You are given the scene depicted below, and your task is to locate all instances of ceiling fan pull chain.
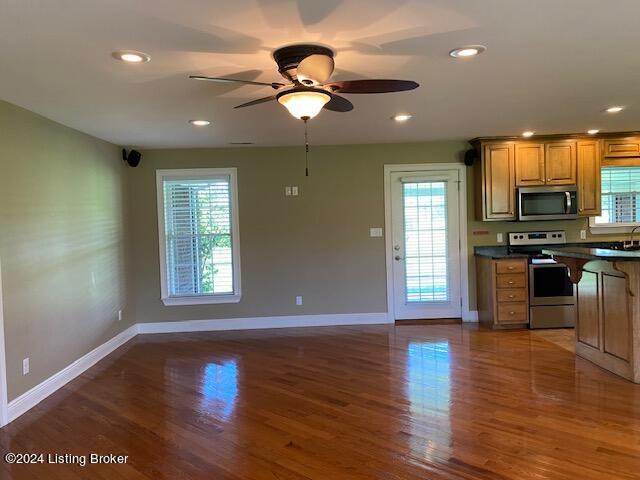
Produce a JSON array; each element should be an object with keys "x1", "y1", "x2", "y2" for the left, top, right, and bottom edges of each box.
[{"x1": 303, "y1": 117, "x2": 310, "y2": 177}]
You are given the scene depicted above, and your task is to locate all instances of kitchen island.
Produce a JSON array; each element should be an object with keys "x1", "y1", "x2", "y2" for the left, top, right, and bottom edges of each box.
[{"x1": 543, "y1": 247, "x2": 640, "y2": 383}]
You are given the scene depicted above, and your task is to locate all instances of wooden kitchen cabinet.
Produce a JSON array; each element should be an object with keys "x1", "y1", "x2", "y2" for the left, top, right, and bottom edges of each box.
[
  {"x1": 603, "y1": 137, "x2": 640, "y2": 158},
  {"x1": 545, "y1": 141, "x2": 577, "y2": 185},
  {"x1": 515, "y1": 141, "x2": 577, "y2": 187},
  {"x1": 474, "y1": 134, "x2": 604, "y2": 221},
  {"x1": 577, "y1": 140, "x2": 601, "y2": 216},
  {"x1": 515, "y1": 143, "x2": 545, "y2": 186},
  {"x1": 476, "y1": 256, "x2": 529, "y2": 329},
  {"x1": 476, "y1": 143, "x2": 516, "y2": 221}
]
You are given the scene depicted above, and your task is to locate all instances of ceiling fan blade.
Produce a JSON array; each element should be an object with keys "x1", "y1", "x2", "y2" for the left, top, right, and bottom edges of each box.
[
  {"x1": 297, "y1": 54, "x2": 335, "y2": 85},
  {"x1": 324, "y1": 94, "x2": 354, "y2": 112},
  {"x1": 325, "y1": 79, "x2": 419, "y2": 94},
  {"x1": 189, "y1": 75, "x2": 285, "y2": 89},
  {"x1": 234, "y1": 96, "x2": 276, "y2": 109}
]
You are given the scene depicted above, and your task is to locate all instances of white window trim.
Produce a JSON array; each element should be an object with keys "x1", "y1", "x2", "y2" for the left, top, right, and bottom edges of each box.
[
  {"x1": 156, "y1": 168, "x2": 241, "y2": 306},
  {"x1": 589, "y1": 216, "x2": 640, "y2": 235}
]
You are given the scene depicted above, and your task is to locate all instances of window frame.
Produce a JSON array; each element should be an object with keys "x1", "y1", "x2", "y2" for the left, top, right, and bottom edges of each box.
[
  {"x1": 156, "y1": 168, "x2": 241, "y2": 306},
  {"x1": 590, "y1": 165, "x2": 640, "y2": 234}
]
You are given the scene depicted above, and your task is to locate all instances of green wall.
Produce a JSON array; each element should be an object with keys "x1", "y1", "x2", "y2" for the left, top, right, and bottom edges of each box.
[
  {"x1": 0, "y1": 100, "x2": 134, "y2": 400},
  {"x1": 131, "y1": 143, "x2": 626, "y2": 324}
]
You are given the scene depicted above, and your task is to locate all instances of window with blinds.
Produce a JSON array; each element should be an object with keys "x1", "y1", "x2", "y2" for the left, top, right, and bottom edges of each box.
[
  {"x1": 156, "y1": 169, "x2": 241, "y2": 305},
  {"x1": 594, "y1": 166, "x2": 640, "y2": 225}
]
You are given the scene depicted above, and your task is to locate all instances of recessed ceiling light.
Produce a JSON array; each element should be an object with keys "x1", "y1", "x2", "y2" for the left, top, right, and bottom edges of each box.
[
  {"x1": 189, "y1": 120, "x2": 211, "y2": 126},
  {"x1": 522, "y1": 131, "x2": 535, "y2": 137},
  {"x1": 112, "y1": 50, "x2": 151, "y2": 63},
  {"x1": 587, "y1": 129, "x2": 600, "y2": 135},
  {"x1": 393, "y1": 114, "x2": 412, "y2": 122},
  {"x1": 606, "y1": 106, "x2": 624, "y2": 113},
  {"x1": 449, "y1": 45, "x2": 486, "y2": 58}
]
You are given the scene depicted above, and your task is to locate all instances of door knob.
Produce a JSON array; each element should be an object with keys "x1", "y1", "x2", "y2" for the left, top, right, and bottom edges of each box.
[
  {"x1": 394, "y1": 245, "x2": 401, "y2": 251},
  {"x1": 395, "y1": 255, "x2": 403, "y2": 261}
]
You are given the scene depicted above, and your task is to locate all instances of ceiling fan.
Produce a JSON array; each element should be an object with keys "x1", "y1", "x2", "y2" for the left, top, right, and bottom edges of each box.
[{"x1": 189, "y1": 44, "x2": 419, "y2": 121}]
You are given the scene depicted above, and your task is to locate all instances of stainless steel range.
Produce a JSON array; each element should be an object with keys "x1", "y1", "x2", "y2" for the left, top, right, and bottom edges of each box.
[{"x1": 508, "y1": 231, "x2": 576, "y2": 329}]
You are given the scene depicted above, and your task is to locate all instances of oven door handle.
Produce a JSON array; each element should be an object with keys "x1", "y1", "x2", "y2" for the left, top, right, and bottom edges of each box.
[{"x1": 565, "y1": 191, "x2": 572, "y2": 214}]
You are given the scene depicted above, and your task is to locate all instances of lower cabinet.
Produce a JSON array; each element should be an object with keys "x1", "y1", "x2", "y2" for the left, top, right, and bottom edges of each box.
[
  {"x1": 576, "y1": 261, "x2": 635, "y2": 380},
  {"x1": 476, "y1": 256, "x2": 529, "y2": 329}
]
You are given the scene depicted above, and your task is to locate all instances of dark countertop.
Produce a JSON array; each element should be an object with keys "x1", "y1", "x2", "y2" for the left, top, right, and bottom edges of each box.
[
  {"x1": 474, "y1": 242, "x2": 625, "y2": 259},
  {"x1": 473, "y1": 246, "x2": 529, "y2": 258},
  {"x1": 542, "y1": 246, "x2": 640, "y2": 261}
]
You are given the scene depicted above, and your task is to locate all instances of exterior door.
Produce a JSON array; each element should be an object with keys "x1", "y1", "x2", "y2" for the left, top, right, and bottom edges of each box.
[{"x1": 390, "y1": 170, "x2": 462, "y2": 319}]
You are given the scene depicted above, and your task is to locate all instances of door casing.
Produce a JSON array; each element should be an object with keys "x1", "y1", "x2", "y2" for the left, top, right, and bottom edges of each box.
[{"x1": 383, "y1": 163, "x2": 471, "y2": 322}]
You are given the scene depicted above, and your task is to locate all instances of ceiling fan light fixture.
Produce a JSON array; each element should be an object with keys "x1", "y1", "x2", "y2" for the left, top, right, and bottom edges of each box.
[{"x1": 277, "y1": 89, "x2": 331, "y2": 120}]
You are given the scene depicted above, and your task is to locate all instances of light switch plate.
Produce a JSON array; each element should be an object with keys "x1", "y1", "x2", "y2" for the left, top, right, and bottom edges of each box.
[
  {"x1": 292, "y1": 186, "x2": 299, "y2": 196},
  {"x1": 285, "y1": 186, "x2": 292, "y2": 196},
  {"x1": 497, "y1": 233, "x2": 504, "y2": 243},
  {"x1": 295, "y1": 295, "x2": 303, "y2": 306},
  {"x1": 370, "y1": 227, "x2": 383, "y2": 237},
  {"x1": 580, "y1": 229, "x2": 587, "y2": 240},
  {"x1": 23, "y1": 358, "x2": 29, "y2": 375}
]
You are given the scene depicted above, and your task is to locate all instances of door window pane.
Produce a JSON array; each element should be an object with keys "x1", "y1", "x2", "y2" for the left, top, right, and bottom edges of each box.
[{"x1": 403, "y1": 181, "x2": 449, "y2": 302}]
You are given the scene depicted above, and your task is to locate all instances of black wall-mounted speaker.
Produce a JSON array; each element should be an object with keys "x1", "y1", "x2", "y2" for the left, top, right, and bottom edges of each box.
[
  {"x1": 464, "y1": 149, "x2": 477, "y2": 166},
  {"x1": 122, "y1": 149, "x2": 142, "y2": 167}
]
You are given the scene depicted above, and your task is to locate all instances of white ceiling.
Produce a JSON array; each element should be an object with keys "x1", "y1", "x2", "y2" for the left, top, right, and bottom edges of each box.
[{"x1": 2, "y1": 0, "x2": 640, "y2": 148}]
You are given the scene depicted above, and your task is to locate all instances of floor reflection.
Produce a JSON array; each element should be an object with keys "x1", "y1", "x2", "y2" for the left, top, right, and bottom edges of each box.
[
  {"x1": 200, "y1": 360, "x2": 238, "y2": 421},
  {"x1": 405, "y1": 340, "x2": 452, "y2": 462}
]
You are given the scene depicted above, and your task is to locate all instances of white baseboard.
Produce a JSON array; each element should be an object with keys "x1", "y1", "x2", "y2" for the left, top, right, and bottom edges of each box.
[
  {"x1": 137, "y1": 312, "x2": 391, "y2": 334},
  {"x1": 462, "y1": 310, "x2": 479, "y2": 322},
  {"x1": 7, "y1": 324, "x2": 138, "y2": 423}
]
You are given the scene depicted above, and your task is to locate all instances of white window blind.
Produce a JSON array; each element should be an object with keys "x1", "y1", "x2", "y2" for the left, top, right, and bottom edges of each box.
[
  {"x1": 595, "y1": 167, "x2": 640, "y2": 225},
  {"x1": 157, "y1": 169, "x2": 241, "y2": 305},
  {"x1": 403, "y1": 181, "x2": 448, "y2": 303}
]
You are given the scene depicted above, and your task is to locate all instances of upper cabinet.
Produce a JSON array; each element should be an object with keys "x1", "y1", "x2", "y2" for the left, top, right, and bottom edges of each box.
[
  {"x1": 603, "y1": 138, "x2": 640, "y2": 158},
  {"x1": 576, "y1": 140, "x2": 601, "y2": 216},
  {"x1": 474, "y1": 134, "x2": 608, "y2": 222},
  {"x1": 477, "y1": 143, "x2": 516, "y2": 220},
  {"x1": 515, "y1": 143, "x2": 545, "y2": 186},
  {"x1": 515, "y1": 141, "x2": 576, "y2": 186},
  {"x1": 545, "y1": 141, "x2": 577, "y2": 185}
]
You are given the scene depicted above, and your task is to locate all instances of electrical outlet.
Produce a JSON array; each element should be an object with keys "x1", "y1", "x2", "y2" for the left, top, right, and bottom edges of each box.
[
  {"x1": 497, "y1": 233, "x2": 504, "y2": 243},
  {"x1": 118, "y1": 309, "x2": 123, "y2": 321},
  {"x1": 23, "y1": 358, "x2": 29, "y2": 376},
  {"x1": 369, "y1": 227, "x2": 383, "y2": 237},
  {"x1": 295, "y1": 295, "x2": 303, "y2": 306},
  {"x1": 580, "y1": 229, "x2": 587, "y2": 240},
  {"x1": 285, "y1": 186, "x2": 292, "y2": 196},
  {"x1": 291, "y1": 186, "x2": 299, "y2": 196}
]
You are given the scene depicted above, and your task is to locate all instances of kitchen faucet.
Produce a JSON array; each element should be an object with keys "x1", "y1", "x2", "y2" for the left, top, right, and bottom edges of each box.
[{"x1": 624, "y1": 225, "x2": 640, "y2": 249}]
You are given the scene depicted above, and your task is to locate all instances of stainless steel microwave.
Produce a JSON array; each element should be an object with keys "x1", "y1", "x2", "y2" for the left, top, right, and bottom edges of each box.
[{"x1": 517, "y1": 186, "x2": 578, "y2": 221}]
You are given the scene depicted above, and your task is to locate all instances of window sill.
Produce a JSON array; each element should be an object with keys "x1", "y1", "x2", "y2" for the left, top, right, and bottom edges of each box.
[
  {"x1": 161, "y1": 294, "x2": 241, "y2": 306},
  {"x1": 589, "y1": 224, "x2": 640, "y2": 235}
]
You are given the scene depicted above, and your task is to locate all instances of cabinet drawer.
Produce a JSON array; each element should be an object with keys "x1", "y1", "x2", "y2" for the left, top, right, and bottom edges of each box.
[
  {"x1": 497, "y1": 303, "x2": 528, "y2": 323},
  {"x1": 604, "y1": 139, "x2": 640, "y2": 158},
  {"x1": 496, "y1": 274, "x2": 526, "y2": 289},
  {"x1": 497, "y1": 288, "x2": 528, "y2": 303},
  {"x1": 496, "y1": 260, "x2": 526, "y2": 274}
]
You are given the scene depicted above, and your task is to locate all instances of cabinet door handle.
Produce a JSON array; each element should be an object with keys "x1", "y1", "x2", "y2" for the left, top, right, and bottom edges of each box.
[
  {"x1": 508, "y1": 281, "x2": 514, "y2": 285},
  {"x1": 508, "y1": 295, "x2": 515, "y2": 299},
  {"x1": 507, "y1": 266, "x2": 514, "y2": 270},
  {"x1": 509, "y1": 311, "x2": 515, "y2": 315}
]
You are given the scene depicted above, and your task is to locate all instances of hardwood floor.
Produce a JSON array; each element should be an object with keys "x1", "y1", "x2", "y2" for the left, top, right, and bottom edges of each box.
[{"x1": 1, "y1": 324, "x2": 639, "y2": 479}]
